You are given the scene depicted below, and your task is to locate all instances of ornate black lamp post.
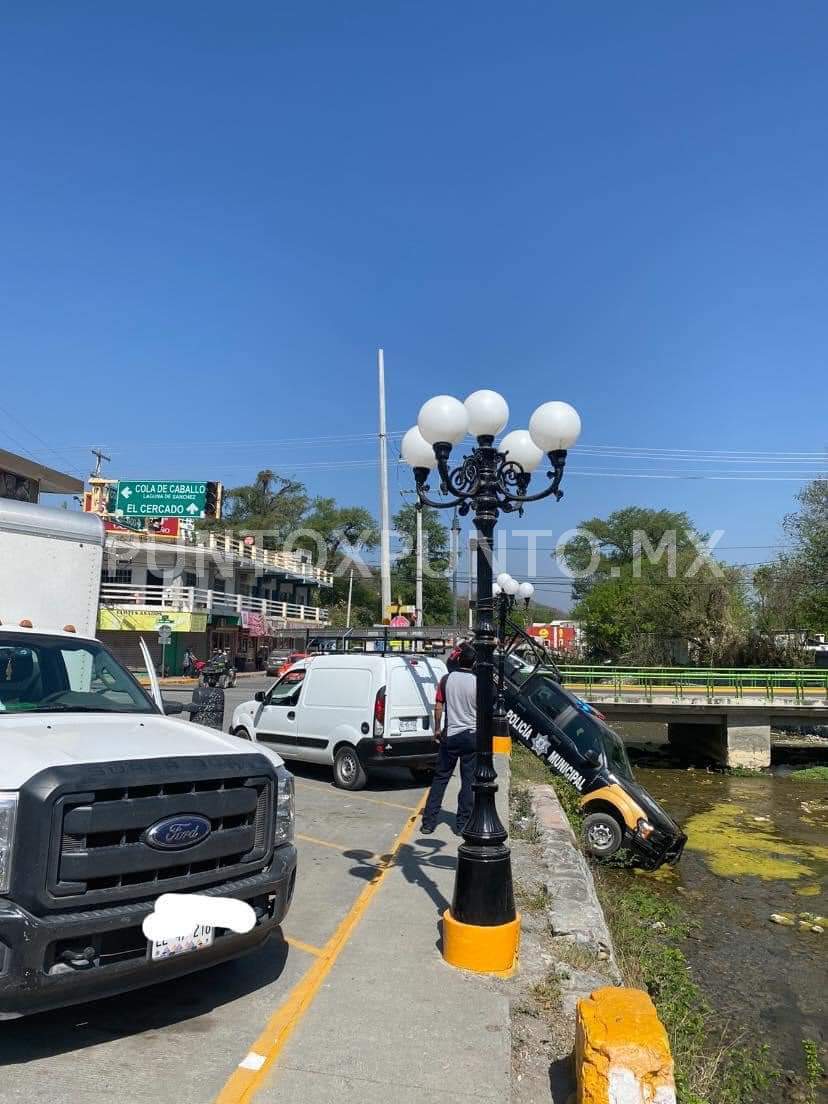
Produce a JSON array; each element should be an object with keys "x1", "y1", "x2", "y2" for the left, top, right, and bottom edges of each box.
[{"x1": 401, "y1": 391, "x2": 581, "y2": 969}]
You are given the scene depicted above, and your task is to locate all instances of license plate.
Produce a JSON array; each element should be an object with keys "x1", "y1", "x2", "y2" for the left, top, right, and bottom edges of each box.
[
  {"x1": 399, "y1": 718, "x2": 417, "y2": 732},
  {"x1": 149, "y1": 923, "x2": 214, "y2": 961}
]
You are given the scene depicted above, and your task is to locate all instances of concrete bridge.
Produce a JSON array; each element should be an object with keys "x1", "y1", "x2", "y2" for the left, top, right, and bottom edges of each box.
[{"x1": 558, "y1": 666, "x2": 828, "y2": 768}]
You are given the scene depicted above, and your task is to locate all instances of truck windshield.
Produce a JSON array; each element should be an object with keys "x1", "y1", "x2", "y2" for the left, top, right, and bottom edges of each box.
[
  {"x1": 0, "y1": 635, "x2": 155, "y2": 716},
  {"x1": 596, "y1": 720, "x2": 635, "y2": 782}
]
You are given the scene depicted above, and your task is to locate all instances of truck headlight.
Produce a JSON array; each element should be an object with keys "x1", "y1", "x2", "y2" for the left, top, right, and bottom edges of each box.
[
  {"x1": 0, "y1": 793, "x2": 18, "y2": 895},
  {"x1": 274, "y1": 770, "x2": 295, "y2": 845},
  {"x1": 636, "y1": 818, "x2": 655, "y2": 840}
]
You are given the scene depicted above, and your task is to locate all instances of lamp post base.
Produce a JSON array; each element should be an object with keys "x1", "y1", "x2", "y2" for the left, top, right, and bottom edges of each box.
[{"x1": 441, "y1": 909, "x2": 521, "y2": 975}]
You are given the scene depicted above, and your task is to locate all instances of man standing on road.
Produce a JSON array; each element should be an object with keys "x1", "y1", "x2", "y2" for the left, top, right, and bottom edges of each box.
[{"x1": 421, "y1": 644, "x2": 477, "y2": 835}]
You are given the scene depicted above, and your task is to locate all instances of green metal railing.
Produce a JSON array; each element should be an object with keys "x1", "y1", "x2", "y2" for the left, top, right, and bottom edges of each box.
[{"x1": 556, "y1": 665, "x2": 828, "y2": 705}]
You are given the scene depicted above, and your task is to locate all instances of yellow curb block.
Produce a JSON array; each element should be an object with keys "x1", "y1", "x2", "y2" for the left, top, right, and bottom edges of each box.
[
  {"x1": 492, "y1": 734, "x2": 512, "y2": 755},
  {"x1": 441, "y1": 909, "x2": 521, "y2": 975},
  {"x1": 576, "y1": 986, "x2": 676, "y2": 1104}
]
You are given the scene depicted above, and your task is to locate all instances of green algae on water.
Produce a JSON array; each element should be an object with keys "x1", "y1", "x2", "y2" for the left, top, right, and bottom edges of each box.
[{"x1": 685, "y1": 802, "x2": 828, "y2": 879}]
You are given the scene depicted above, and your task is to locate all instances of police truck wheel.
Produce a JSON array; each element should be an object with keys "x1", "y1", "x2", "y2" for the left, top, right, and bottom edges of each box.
[
  {"x1": 582, "y1": 812, "x2": 623, "y2": 859},
  {"x1": 333, "y1": 746, "x2": 367, "y2": 790}
]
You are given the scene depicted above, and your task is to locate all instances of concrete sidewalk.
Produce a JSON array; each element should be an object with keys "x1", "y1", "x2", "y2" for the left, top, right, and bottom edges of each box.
[{"x1": 242, "y1": 760, "x2": 514, "y2": 1104}]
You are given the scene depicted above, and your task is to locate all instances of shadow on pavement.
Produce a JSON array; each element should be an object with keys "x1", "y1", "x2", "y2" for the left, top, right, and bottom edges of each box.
[
  {"x1": 0, "y1": 931, "x2": 290, "y2": 1065},
  {"x1": 343, "y1": 837, "x2": 456, "y2": 915}
]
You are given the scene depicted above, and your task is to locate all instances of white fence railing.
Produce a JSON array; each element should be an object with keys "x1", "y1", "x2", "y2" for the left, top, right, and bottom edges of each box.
[
  {"x1": 100, "y1": 583, "x2": 328, "y2": 624},
  {"x1": 104, "y1": 531, "x2": 334, "y2": 587}
]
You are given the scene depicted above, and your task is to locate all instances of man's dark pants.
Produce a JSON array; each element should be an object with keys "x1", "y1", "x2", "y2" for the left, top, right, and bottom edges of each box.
[{"x1": 422, "y1": 728, "x2": 476, "y2": 830}]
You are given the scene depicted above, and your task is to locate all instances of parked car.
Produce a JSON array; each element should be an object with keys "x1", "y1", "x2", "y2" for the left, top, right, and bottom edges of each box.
[
  {"x1": 277, "y1": 651, "x2": 309, "y2": 676},
  {"x1": 264, "y1": 650, "x2": 288, "y2": 677},
  {"x1": 231, "y1": 653, "x2": 447, "y2": 789}
]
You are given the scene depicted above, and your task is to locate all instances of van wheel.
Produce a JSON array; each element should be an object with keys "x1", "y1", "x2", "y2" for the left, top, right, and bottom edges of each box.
[
  {"x1": 233, "y1": 727, "x2": 252, "y2": 741},
  {"x1": 333, "y1": 746, "x2": 367, "y2": 790},
  {"x1": 582, "y1": 812, "x2": 623, "y2": 859}
]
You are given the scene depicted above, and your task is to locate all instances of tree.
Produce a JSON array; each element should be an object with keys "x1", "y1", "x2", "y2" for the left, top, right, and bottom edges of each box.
[
  {"x1": 754, "y1": 478, "x2": 827, "y2": 634},
  {"x1": 202, "y1": 470, "x2": 309, "y2": 550},
  {"x1": 302, "y1": 497, "x2": 378, "y2": 561},
  {"x1": 325, "y1": 569, "x2": 381, "y2": 628},
  {"x1": 561, "y1": 506, "x2": 749, "y2": 664},
  {"x1": 390, "y1": 503, "x2": 453, "y2": 623},
  {"x1": 562, "y1": 507, "x2": 698, "y2": 601}
]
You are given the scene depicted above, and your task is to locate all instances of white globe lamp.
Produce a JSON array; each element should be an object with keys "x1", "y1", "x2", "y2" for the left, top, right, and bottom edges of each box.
[
  {"x1": 417, "y1": 395, "x2": 469, "y2": 446},
  {"x1": 528, "y1": 401, "x2": 582, "y2": 452},
  {"x1": 501, "y1": 575, "x2": 519, "y2": 596},
  {"x1": 517, "y1": 581, "x2": 535, "y2": 601},
  {"x1": 499, "y1": 429, "x2": 543, "y2": 473},
  {"x1": 464, "y1": 390, "x2": 509, "y2": 438},
  {"x1": 492, "y1": 583, "x2": 502, "y2": 596},
  {"x1": 400, "y1": 426, "x2": 437, "y2": 470}
]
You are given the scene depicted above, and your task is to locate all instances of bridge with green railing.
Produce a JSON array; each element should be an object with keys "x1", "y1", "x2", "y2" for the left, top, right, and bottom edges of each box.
[
  {"x1": 557, "y1": 665, "x2": 828, "y2": 705},
  {"x1": 551, "y1": 665, "x2": 827, "y2": 769}
]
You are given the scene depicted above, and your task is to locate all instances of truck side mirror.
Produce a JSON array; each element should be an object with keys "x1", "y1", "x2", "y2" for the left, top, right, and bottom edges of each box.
[
  {"x1": 254, "y1": 691, "x2": 266, "y2": 703},
  {"x1": 584, "y1": 749, "x2": 601, "y2": 768}
]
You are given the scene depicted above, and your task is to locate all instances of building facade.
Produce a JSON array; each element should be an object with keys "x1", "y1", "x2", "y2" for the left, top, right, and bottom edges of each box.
[{"x1": 98, "y1": 529, "x2": 333, "y2": 674}]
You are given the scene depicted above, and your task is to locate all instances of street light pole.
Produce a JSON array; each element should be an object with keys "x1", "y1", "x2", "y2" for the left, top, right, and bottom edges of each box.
[
  {"x1": 401, "y1": 391, "x2": 581, "y2": 974},
  {"x1": 450, "y1": 508, "x2": 460, "y2": 631},
  {"x1": 415, "y1": 503, "x2": 423, "y2": 628},
  {"x1": 492, "y1": 575, "x2": 534, "y2": 747}
]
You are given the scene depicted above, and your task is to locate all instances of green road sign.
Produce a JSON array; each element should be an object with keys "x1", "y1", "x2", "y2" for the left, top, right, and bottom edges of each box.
[{"x1": 114, "y1": 481, "x2": 207, "y2": 519}]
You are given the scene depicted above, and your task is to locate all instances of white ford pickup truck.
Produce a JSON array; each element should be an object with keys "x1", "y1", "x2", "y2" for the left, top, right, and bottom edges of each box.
[{"x1": 0, "y1": 499, "x2": 296, "y2": 1018}]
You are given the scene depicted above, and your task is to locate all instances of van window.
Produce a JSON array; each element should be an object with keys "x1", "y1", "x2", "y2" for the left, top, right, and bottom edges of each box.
[{"x1": 304, "y1": 667, "x2": 372, "y2": 709}]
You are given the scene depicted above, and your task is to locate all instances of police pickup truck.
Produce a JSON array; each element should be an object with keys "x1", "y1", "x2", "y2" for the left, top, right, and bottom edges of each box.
[{"x1": 502, "y1": 636, "x2": 685, "y2": 869}]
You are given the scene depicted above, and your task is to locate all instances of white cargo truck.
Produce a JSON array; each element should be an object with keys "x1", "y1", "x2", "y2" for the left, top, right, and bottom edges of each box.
[{"x1": 0, "y1": 500, "x2": 296, "y2": 1018}]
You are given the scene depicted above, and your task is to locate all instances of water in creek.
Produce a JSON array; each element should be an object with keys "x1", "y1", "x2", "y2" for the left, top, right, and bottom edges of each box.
[{"x1": 611, "y1": 723, "x2": 828, "y2": 1074}]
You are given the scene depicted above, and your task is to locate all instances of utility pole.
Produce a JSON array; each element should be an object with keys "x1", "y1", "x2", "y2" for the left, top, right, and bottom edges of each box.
[
  {"x1": 415, "y1": 503, "x2": 423, "y2": 627},
  {"x1": 346, "y1": 567, "x2": 354, "y2": 629},
  {"x1": 91, "y1": 447, "x2": 111, "y2": 478},
  {"x1": 451, "y1": 508, "x2": 461, "y2": 630},
  {"x1": 377, "y1": 348, "x2": 392, "y2": 622}
]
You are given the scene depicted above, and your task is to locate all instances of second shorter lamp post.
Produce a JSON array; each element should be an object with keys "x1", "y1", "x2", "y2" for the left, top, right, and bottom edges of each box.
[
  {"x1": 401, "y1": 389, "x2": 580, "y2": 974},
  {"x1": 491, "y1": 574, "x2": 534, "y2": 748}
]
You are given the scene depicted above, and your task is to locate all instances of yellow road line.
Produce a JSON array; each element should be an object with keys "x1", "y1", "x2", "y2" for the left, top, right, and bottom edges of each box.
[
  {"x1": 293, "y1": 779, "x2": 418, "y2": 812},
  {"x1": 284, "y1": 936, "x2": 324, "y2": 958},
  {"x1": 214, "y1": 791, "x2": 428, "y2": 1104},
  {"x1": 296, "y1": 832, "x2": 356, "y2": 853}
]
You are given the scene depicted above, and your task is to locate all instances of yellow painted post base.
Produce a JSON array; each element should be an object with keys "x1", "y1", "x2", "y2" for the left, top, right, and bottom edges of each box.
[
  {"x1": 441, "y1": 909, "x2": 521, "y2": 975},
  {"x1": 576, "y1": 987, "x2": 676, "y2": 1104},
  {"x1": 492, "y1": 734, "x2": 512, "y2": 755}
]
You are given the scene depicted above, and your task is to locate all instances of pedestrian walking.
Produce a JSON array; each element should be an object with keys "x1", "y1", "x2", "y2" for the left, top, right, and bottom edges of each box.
[
  {"x1": 421, "y1": 643, "x2": 477, "y2": 835},
  {"x1": 182, "y1": 647, "x2": 195, "y2": 678}
]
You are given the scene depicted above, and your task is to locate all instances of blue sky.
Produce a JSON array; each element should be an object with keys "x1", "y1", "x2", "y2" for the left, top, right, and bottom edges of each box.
[{"x1": 1, "y1": 2, "x2": 826, "y2": 607}]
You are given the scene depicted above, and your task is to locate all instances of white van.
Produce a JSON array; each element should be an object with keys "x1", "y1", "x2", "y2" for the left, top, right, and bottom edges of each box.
[{"x1": 230, "y1": 653, "x2": 447, "y2": 789}]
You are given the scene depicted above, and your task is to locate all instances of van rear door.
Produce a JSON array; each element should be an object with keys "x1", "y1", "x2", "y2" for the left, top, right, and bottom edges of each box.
[
  {"x1": 299, "y1": 663, "x2": 374, "y2": 761},
  {"x1": 386, "y1": 657, "x2": 445, "y2": 739}
]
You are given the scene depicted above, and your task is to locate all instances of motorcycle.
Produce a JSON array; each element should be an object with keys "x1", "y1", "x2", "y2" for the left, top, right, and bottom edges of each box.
[{"x1": 199, "y1": 653, "x2": 237, "y2": 689}]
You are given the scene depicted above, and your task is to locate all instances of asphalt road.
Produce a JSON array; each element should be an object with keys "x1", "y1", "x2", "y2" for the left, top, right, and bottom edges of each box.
[
  {"x1": 0, "y1": 695, "x2": 429, "y2": 1104},
  {"x1": 163, "y1": 674, "x2": 273, "y2": 732}
]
